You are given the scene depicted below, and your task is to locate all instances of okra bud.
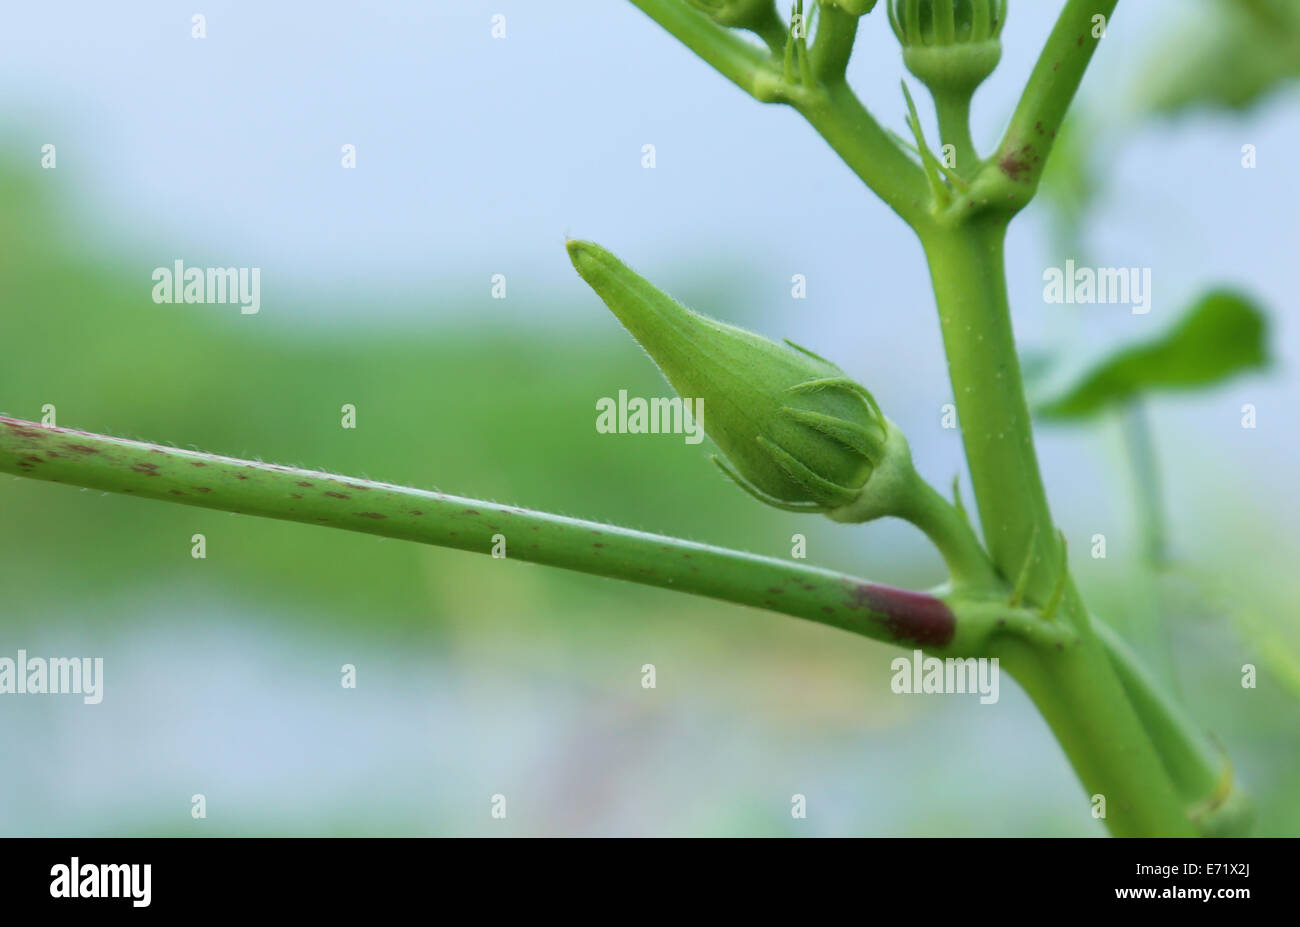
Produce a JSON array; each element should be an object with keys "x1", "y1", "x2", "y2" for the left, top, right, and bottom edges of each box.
[
  {"x1": 567, "y1": 240, "x2": 919, "y2": 522},
  {"x1": 889, "y1": 0, "x2": 1006, "y2": 95}
]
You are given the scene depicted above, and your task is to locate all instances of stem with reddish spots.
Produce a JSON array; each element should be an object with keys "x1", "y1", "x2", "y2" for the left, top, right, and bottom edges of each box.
[
  {"x1": 0, "y1": 416, "x2": 999, "y2": 652},
  {"x1": 991, "y1": 0, "x2": 1118, "y2": 209}
]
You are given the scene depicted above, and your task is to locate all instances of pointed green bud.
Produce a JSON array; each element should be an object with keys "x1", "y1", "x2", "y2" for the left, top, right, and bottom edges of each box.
[
  {"x1": 567, "y1": 240, "x2": 917, "y2": 522},
  {"x1": 888, "y1": 0, "x2": 1005, "y2": 95}
]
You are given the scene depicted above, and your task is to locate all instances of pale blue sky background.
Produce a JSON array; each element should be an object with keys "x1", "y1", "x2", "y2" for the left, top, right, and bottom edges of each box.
[{"x1": 2, "y1": 1, "x2": 1293, "y2": 327}]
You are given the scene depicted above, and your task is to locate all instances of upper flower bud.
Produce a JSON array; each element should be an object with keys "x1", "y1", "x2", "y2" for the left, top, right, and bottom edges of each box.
[
  {"x1": 567, "y1": 240, "x2": 916, "y2": 521},
  {"x1": 889, "y1": 0, "x2": 1005, "y2": 94}
]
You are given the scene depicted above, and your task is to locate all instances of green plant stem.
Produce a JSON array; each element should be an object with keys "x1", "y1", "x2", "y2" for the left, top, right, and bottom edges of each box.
[
  {"x1": 894, "y1": 469, "x2": 998, "y2": 591},
  {"x1": 992, "y1": 635, "x2": 1196, "y2": 836},
  {"x1": 932, "y1": 90, "x2": 977, "y2": 176},
  {"x1": 810, "y1": 2, "x2": 858, "y2": 82},
  {"x1": 626, "y1": 0, "x2": 772, "y2": 96},
  {"x1": 628, "y1": 0, "x2": 929, "y2": 226},
  {"x1": 751, "y1": 6, "x2": 789, "y2": 56},
  {"x1": 1098, "y1": 619, "x2": 1217, "y2": 799},
  {"x1": 0, "y1": 416, "x2": 1012, "y2": 654},
  {"x1": 1095, "y1": 620, "x2": 1251, "y2": 834},
  {"x1": 919, "y1": 222, "x2": 1213, "y2": 836},
  {"x1": 621, "y1": 0, "x2": 1249, "y2": 839},
  {"x1": 921, "y1": 221, "x2": 1059, "y2": 597},
  {"x1": 798, "y1": 82, "x2": 929, "y2": 225},
  {"x1": 992, "y1": 0, "x2": 1118, "y2": 206}
]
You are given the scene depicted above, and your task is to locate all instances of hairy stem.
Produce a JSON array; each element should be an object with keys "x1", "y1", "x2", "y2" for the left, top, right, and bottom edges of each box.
[
  {"x1": 798, "y1": 81, "x2": 930, "y2": 226},
  {"x1": 921, "y1": 221, "x2": 1060, "y2": 597},
  {"x1": 894, "y1": 469, "x2": 998, "y2": 591},
  {"x1": 810, "y1": 2, "x2": 858, "y2": 82},
  {"x1": 0, "y1": 416, "x2": 983, "y2": 653},
  {"x1": 627, "y1": 0, "x2": 772, "y2": 95},
  {"x1": 920, "y1": 221, "x2": 1211, "y2": 836}
]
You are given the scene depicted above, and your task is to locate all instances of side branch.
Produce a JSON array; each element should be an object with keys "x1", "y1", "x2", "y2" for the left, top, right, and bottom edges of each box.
[
  {"x1": 810, "y1": 2, "x2": 858, "y2": 82},
  {"x1": 627, "y1": 0, "x2": 774, "y2": 97},
  {"x1": 628, "y1": 0, "x2": 930, "y2": 227},
  {"x1": 2, "y1": 417, "x2": 959, "y2": 651},
  {"x1": 800, "y1": 81, "x2": 930, "y2": 226},
  {"x1": 988, "y1": 0, "x2": 1118, "y2": 207}
]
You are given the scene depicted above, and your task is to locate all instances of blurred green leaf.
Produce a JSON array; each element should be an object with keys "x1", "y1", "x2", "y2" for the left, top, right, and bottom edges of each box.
[
  {"x1": 1141, "y1": 0, "x2": 1300, "y2": 115},
  {"x1": 1038, "y1": 290, "x2": 1270, "y2": 420}
]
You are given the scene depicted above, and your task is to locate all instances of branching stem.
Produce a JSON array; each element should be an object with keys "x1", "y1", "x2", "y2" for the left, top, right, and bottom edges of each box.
[{"x1": 0, "y1": 416, "x2": 1000, "y2": 656}]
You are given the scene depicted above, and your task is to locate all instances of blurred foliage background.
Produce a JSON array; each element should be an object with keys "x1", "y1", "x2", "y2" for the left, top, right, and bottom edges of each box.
[{"x1": 1, "y1": 0, "x2": 1297, "y2": 835}]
